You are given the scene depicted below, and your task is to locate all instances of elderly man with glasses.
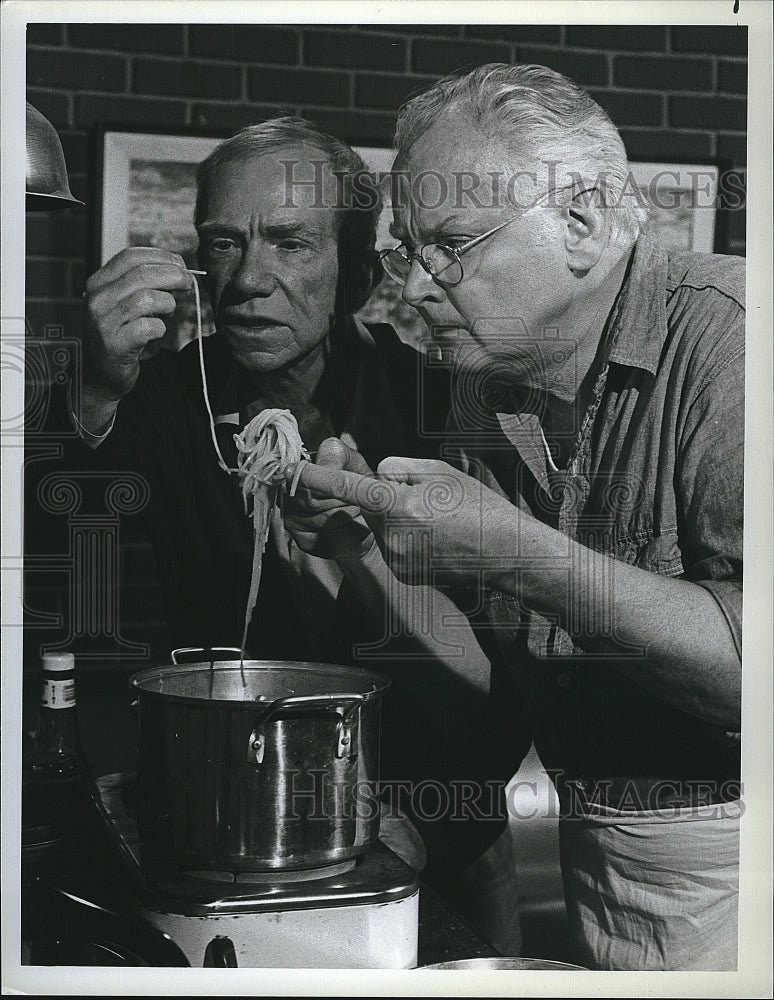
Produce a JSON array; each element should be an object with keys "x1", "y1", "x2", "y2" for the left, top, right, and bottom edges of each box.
[{"x1": 286, "y1": 63, "x2": 744, "y2": 971}]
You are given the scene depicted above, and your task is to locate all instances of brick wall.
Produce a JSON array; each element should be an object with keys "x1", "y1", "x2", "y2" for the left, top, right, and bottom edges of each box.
[
  {"x1": 26, "y1": 21, "x2": 748, "y2": 339},
  {"x1": 23, "y1": 21, "x2": 748, "y2": 671}
]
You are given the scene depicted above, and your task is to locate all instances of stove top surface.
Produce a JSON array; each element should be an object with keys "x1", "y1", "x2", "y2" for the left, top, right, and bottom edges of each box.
[{"x1": 140, "y1": 841, "x2": 418, "y2": 915}]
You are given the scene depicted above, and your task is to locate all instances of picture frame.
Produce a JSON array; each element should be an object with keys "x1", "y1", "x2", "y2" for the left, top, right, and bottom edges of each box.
[
  {"x1": 99, "y1": 128, "x2": 223, "y2": 267},
  {"x1": 98, "y1": 128, "x2": 225, "y2": 343},
  {"x1": 628, "y1": 161, "x2": 721, "y2": 253},
  {"x1": 96, "y1": 130, "x2": 724, "y2": 351}
]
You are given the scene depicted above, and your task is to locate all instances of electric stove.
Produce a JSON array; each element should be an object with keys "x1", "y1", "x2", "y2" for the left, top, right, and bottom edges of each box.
[{"x1": 97, "y1": 773, "x2": 419, "y2": 969}]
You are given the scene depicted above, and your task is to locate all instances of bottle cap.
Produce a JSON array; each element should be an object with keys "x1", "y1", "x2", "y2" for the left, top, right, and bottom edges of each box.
[{"x1": 42, "y1": 652, "x2": 75, "y2": 672}]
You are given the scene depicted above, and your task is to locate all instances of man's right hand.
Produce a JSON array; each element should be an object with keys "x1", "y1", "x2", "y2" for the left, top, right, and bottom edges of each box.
[{"x1": 83, "y1": 246, "x2": 194, "y2": 403}]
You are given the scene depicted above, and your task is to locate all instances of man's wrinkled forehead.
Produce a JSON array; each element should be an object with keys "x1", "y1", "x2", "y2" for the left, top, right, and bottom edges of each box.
[
  {"x1": 211, "y1": 144, "x2": 346, "y2": 216},
  {"x1": 393, "y1": 119, "x2": 578, "y2": 228}
]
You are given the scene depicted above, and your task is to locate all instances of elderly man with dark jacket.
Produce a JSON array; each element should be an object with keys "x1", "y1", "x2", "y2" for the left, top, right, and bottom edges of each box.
[{"x1": 62, "y1": 117, "x2": 522, "y2": 955}]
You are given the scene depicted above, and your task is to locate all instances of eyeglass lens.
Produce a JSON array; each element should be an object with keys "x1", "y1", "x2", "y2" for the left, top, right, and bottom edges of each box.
[{"x1": 381, "y1": 245, "x2": 462, "y2": 286}]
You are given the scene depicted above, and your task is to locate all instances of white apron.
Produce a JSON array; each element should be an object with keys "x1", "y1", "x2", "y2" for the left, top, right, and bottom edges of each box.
[{"x1": 559, "y1": 800, "x2": 741, "y2": 970}]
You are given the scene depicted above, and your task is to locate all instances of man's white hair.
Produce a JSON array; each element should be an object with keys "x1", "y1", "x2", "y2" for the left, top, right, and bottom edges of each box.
[{"x1": 395, "y1": 63, "x2": 649, "y2": 247}]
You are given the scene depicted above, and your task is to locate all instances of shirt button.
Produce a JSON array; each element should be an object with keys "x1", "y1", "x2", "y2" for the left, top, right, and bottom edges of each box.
[{"x1": 557, "y1": 673, "x2": 570, "y2": 688}]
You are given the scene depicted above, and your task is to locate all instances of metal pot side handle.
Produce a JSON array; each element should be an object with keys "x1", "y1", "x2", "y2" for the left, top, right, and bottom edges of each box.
[
  {"x1": 170, "y1": 646, "x2": 242, "y2": 665},
  {"x1": 246, "y1": 693, "x2": 365, "y2": 767}
]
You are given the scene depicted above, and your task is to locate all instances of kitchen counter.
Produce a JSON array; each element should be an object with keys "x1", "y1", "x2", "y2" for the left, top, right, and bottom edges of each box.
[{"x1": 417, "y1": 883, "x2": 501, "y2": 966}]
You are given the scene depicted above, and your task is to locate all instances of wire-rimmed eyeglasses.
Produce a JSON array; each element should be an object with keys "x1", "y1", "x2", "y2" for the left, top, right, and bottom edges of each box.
[{"x1": 379, "y1": 187, "x2": 564, "y2": 287}]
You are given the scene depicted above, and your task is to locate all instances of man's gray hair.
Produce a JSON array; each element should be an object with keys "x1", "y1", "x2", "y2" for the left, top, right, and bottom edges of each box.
[
  {"x1": 394, "y1": 63, "x2": 649, "y2": 247},
  {"x1": 195, "y1": 116, "x2": 382, "y2": 260}
]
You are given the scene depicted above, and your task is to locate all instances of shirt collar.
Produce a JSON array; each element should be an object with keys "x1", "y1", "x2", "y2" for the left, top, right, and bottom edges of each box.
[
  {"x1": 489, "y1": 229, "x2": 668, "y2": 478},
  {"x1": 606, "y1": 228, "x2": 669, "y2": 376}
]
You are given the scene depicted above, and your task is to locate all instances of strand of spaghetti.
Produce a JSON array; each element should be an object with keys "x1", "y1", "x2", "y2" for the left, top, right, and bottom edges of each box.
[
  {"x1": 187, "y1": 270, "x2": 311, "y2": 668},
  {"x1": 239, "y1": 483, "x2": 276, "y2": 662},
  {"x1": 191, "y1": 274, "x2": 235, "y2": 474}
]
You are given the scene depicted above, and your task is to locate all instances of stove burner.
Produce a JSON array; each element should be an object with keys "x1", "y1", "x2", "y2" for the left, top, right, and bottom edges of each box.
[{"x1": 182, "y1": 859, "x2": 357, "y2": 884}]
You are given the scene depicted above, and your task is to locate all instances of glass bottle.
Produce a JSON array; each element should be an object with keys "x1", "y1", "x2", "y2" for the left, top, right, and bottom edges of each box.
[
  {"x1": 24, "y1": 651, "x2": 89, "y2": 782},
  {"x1": 22, "y1": 651, "x2": 93, "y2": 879}
]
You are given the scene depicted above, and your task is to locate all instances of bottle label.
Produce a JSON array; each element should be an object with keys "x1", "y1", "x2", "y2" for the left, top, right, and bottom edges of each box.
[{"x1": 41, "y1": 677, "x2": 76, "y2": 709}]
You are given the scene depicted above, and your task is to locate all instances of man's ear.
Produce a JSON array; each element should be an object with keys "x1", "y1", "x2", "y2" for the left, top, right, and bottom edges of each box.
[{"x1": 562, "y1": 189, "x2": 610, "y2": 275}]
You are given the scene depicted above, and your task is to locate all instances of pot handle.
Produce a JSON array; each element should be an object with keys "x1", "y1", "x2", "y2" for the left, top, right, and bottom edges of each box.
[
  {"x1": 247, "y1": 693, "x2": 365, "y2": 766},
  {"x1": 170, "y1": 646, "x2": 242, "y2": 664}
]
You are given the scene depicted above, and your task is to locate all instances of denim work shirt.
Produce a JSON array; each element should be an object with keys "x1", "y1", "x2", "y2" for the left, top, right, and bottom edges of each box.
[{"x1": 447, "y1": 231, "x2": 744, "y2": 800}]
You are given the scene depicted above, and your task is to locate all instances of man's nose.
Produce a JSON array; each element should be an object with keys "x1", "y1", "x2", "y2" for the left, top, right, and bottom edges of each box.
[
  {"x1": 232, "y1": 240, "x2": 276, "y2": 296},
  {"x1": 401, "y1": 258, "x2": 445, "y2": 309}
]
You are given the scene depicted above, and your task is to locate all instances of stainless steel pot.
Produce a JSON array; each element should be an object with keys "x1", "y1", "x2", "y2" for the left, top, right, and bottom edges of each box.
[{"x1": 129, "y1": 649, "x2": 391, "y2": 872}]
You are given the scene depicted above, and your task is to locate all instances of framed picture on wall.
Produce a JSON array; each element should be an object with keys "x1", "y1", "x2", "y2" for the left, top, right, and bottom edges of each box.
[
  {"x1": 98, "y1": 129, "x2": 223, "y2": 343},
  {"x1": 99, "y1": 129, "x2": 222, "y2": 266},
  {"x1": 629, "y1": 161, "x2": 720, "y2": 253}
]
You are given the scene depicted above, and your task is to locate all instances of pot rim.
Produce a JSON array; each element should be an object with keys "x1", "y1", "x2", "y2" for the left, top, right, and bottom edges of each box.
[{"x1": 129, "y1": 658, "x2": 391, "y2": 707}]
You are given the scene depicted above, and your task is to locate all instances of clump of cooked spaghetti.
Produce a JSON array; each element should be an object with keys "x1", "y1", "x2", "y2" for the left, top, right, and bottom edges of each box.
[
  {"x1": 232, "y1": 409, "x2": 310, "y2": 666},
  {"x1": 234, "y1": 408, "x2": 311, "y2": 509}
]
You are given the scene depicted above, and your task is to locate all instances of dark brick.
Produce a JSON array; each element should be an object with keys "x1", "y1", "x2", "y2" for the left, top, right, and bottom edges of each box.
[
  {"x1": 670, "y1": 95, "x2": 747, "y2": 131},
  {"x1": 192, "y1": 103, "x2": 291, "y2": 132},
  {"x1": 301, "y1": 108, "x2": 395, "y2": 147},
  {"x1": 717, "y1": 133, "x2": 747, "y2": 165},
  {"x1": 620, "y1": 128, "x2": 713, "y2": 161},
  {"x1": 671, "y1": 25, "x2": 747, "y2": 57},
  {"x1": 566, "y1": 25, "x2": 667, "y2": 51},
  {"x1": 305, "y1": 29, "x2": 406, "y2": 71},
  {"x1": 248, "y1": 67, "x2": 349, "y2": 106},
  {"x1": 67, "y1": 174, "x2": 89, "y2": 206},
  {"x1": 466, "y1": 25, "x2": 561, "y2": 44},
  {"x1": 24, "y1": 301, "x2": 86, "y2": 340},
  {"x1": 515, "y1": 48, "x2": 608, "y2": 86},
  {"x1": 189, "y1": 24, "x2": 298, "y2": 63},
  {"x1": 355, "y1": 73, "x2": 432, "y2": 111},
  {"x1": 411, "y1": 38, "x2": 510, "y2": 76},
  {"x1": 614, "y1": 55, "x2": 712, "y2": 91},
  {"x1": 718, "y1": 60, "x2": 747, "y2": 94},
  {"x1": 589, "y1": 89, "x2": 664, "y2": 128},
  {"x1": 71, "y1": 260, "x2": 87, "y2": 298},
  {"x1": 75, "y1": 95, "x2": 188, "y2": 130},
  {"x1": 26, "y1": 259, "x2": 69, "y2": 298},
  {"x1": 134, "y1": 58, "x2": 241, "y2": 100},
  {"x1": 59, "y1": 133, "x2": 89, "y2": 174},
  {"x1": 363, "y1": 25, "x2": 464, "y2": 38},
  {"x1": 26, "y1": 89, "x2": 70, "y2": 129},
  {"x1": 27, "y1": 49, "x2": 126, "y2": 92},
  {"x1": 720, "y1": 202, "x2": 746, "y2": 255},
  {"x1": 25, "y1": 211, "x2": 87, "y2": 259},
  {"x1": 68, "y1": 23, "x2": 184, "y2": 55},
  {"x1": 27, "y1": 23, "x2": 64, "y2": 46}
]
